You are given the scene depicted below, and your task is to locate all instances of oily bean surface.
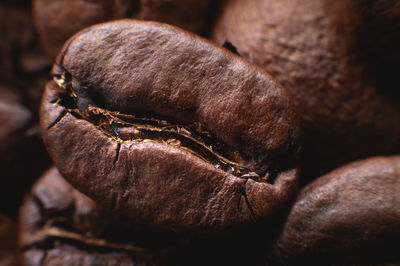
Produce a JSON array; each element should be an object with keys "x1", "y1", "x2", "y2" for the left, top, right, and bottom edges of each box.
[
  {"x1": 40, "y1": 19, "x2": 300, "y2": 234},
  {"x1": 273, "y1": 156, "x2": 400, "y2": 264}
]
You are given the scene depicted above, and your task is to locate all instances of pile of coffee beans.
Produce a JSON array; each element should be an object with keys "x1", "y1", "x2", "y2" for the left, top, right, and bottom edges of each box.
[{"x1": 1, "y1": 0, "x2": 399, "y2": 265}]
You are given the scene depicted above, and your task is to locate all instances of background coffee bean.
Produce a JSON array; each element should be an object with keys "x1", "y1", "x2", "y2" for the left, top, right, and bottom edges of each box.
[
  {"x1": 212, "y1": 0, "x2": 400, "y2": 180},
  {"x1": 19, "y1": 166, "x2": 275, "y2": 266},
  {"x1": 33, "y1": 0, "x2": 132, "y2": 60},
  {"x1": 0, "y1": 0, "x2": 398, "y2": 264},
  {"x1": 19, "y1": 167, "x2": 165, "y2": 266},
  {"x1": 40, "y1": 20, "x2": 300, "y2": 234},
  {"x1": 0, "y1": 1, "x2": 51, "y2": 113},
  {"x1": 273, "y1": 156, "x2": 400, "y2": 264},
  {"x1": 336, "y1": 0, "x2": 400, "y2": 66},
  {"x1": 0, "y1": 212, "x2": 19, "y2": 266},
  {"x1": 33, "y1": 0, "x2": 220, "y2": 59},
  {"x1": 0, "y1": 1, "x2": 52, "y2": 218},
  {"x1": 0, "y1": 85, "x2": 50, "y2": 216}
]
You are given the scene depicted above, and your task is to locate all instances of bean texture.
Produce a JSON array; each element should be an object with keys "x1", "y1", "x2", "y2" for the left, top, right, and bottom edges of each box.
[{"x1": 40, "y1": 19, "x2": 301, "y2": 234}]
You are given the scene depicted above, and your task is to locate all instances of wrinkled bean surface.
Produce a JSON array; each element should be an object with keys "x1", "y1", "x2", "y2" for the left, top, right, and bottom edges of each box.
[{"x1": 40, "y1": 19, "x2": 300, "y2": 234}]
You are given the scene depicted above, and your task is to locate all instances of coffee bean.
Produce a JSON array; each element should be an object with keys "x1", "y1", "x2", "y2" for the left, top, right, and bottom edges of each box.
[
  {"x1": 0, "y1": 85, "x2": 50, "y2": 215},
  {"x1": 40, "y1": 20, "x2": 300, "y2": 234},
  {"x1": 0, "y1": 212, "x2": 19, "y2": 266},
  {"x1": 0, "y1": 1, "x2": 52, "y2": 215},
  {"x1": 0, "y1": 2, "x2": 51, "y2": 113},
  {"x1": 212, "y1": 0, "x2": 400, "y2": 179},
  {"x1": 33, "y1": 0, "x2": 131, "y2": 60},
  {"x1": 19, "y1": 167, "x2": 162, "y2": 266},
  {"x1": 338, "y1": 0, "x2": 400, "y2": 66},
  {"x1": 273, "y1": 156, "x2": 400, "y2": 264},
  {"x1": 33, "y1": 0, "x2": 218, "y2": 59}
]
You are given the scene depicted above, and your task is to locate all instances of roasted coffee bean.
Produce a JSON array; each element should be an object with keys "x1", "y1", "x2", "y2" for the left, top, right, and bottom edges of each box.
[
  {"x1": 133, "y1": 0, "x2": 218, "y2": 35},
  {"x1": 0, "y1": 86, "x2": 32, "y2": 164},
  {"x1": 273, "y1": 156, "x2": 400, "y2": 264},
  {"x1": 19, "y1": 167, "x2": 164, "y2": 266},
  {"x1": 339, "y1": 0, "x2": 400, "y2": 66},
  {"x1": 33, "y1": 0, "x2": 218, "y2": 59},
  {"x1": 212, "y1": 0, "x2": 400, "y2": 179},
  {"x1": 0, "y1": 3, "x2": 52, "y2": 214},
  {"x1": 0, "y1": 1, "x2": 34, "y2": 80},
  {"x1": 19, "y1": 167, "x2": 274, "y2": 266},
  {"x1": 0, "y1": 212, "x2": 19, "y2": 266},
  {"x1": 0, "y1": 85, "x2": 49, "y2": 215},
  {"x1": 33, "y1": 0, "x2": 131, "y2": 60},
  {"x1": 0, "y1": 1, "x2": 51, "y2": 113},
  {"x1": 40, "y1": 20, "x2": 300, "y2": 234}
]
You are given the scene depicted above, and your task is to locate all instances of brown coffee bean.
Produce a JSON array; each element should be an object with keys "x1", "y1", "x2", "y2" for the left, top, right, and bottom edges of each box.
[
  {"x1": 33, "y1": 0, "x2": 131, "y2": 60},
  {"x1": 338, "y1": 0, "x2": 400, "y2": 66},
  {"x1": 0, "y1": 2, "x2": 34, "y2": 80},
  {"x1": 19, "y1": 167, "x2": 277, "y2": 266},
  {"x1": 0, "y1": 85, "x2": 50, "y2": 215},
  {"x1": 212, "y1": 0, "x2": 400, "y2": 179},
  {"x1": 0, "y1": 212, "x2": 19, "y2": 266},
  {"x1": 33, "y1": 0, "x2": 218, "y2": 59},
  {"x1": 0, "y1": 2, "x2": 51, "y2": 113},
  {"x1": 273, "y1": 156, "x2": 400, "y2": 264},
  {"x1": 0, "y1": 4, "x2": 52, "y2": 214},
  {"x1": 0, "y1": 86, "x2": 32, "y2": 160},
  {"x1": 19, "y1": 167, "x2": 162, "y2": 266},
  {"x1": 134, "y1": 0, "x2": 218, "y2": 35},
  {"x1": 40, "y1": 20, "x2": 300, "y2": 234}
]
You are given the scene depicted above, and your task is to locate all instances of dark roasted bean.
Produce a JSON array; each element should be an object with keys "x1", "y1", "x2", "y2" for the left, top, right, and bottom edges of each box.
[
  {"x1": 19, "y1": 167, "x2": 163, "y2": 266},
  {"x1": 273, "y1": 156, "x2": 400, "y2": 264},
  {"x1": 212, "y1": 0, "x2": 400, "y2": 179},
  {"x1": 0, "y1": 212, "x2": 19, "y2": 266},
  {"x1": 33, "y1": 0, "x2": 218, "y2": 59},
  {"x1": 0, "y1": 85, "x2": 50, "y2": 215},
  {"x1": 40, "y1": 20, "x2": 301, "y2": 234}
]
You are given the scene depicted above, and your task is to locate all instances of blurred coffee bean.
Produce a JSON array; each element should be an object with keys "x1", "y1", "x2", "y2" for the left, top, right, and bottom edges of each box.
[
  {"x1": 134, "y1": 0, "x2": 219, "y2": 36},
  {"x1": 212, "y1": 0, "x2": 400, "y2": 179},
  {"x1": 33, "y1": 0, "x2": 132, "y2": 60},
  {"x1": 0, "y1": 85, "x2": 50, "y2": 216},
  {"x1": 340, "y1": 0, "x2": 400, "y2": 66},
  {"x1": 19, "y1": 167, "x2": 166, "y2": 266},
  {"x1": 0, "y1": 1, "x2": 51, "y2": 113},
  {"x1": 0, "y1": 2, "x2": 51, "y2": 216},
  {"x1": 0, "y1": 2, "x2": 34, "y2": 80},
  {"x1": 273, "y1": 156, "x2": 400, "y2": 264},
  {"x1": 33, "y1": 0, "x2": 219, "y2": 59},
  {"x1": 0, "y1": 212, "x2": 19, "y2": 266}
]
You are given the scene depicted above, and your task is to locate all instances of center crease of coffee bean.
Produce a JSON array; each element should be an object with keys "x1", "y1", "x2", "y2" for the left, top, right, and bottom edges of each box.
[
  {"x1": 26, "y1": 213, "x2": 151, "y2": 254},
  {"x1": 53, "y1": 72, "x2": 271, "y2": 183},
  {"x1": 41, "y1": 226, "x2": 149, "y2": 253}
]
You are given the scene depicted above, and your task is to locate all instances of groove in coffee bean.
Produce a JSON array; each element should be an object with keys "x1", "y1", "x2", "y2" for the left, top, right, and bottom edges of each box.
[
  {"x1": 22, "y1": 193, "x2": 154, "y2": 257},
  {"x1": 25, "y1": 226, "x2": 149, "y2": 255},
  {"x1": 53, "y1": 71, "x2": 274, "y2": 183}
]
